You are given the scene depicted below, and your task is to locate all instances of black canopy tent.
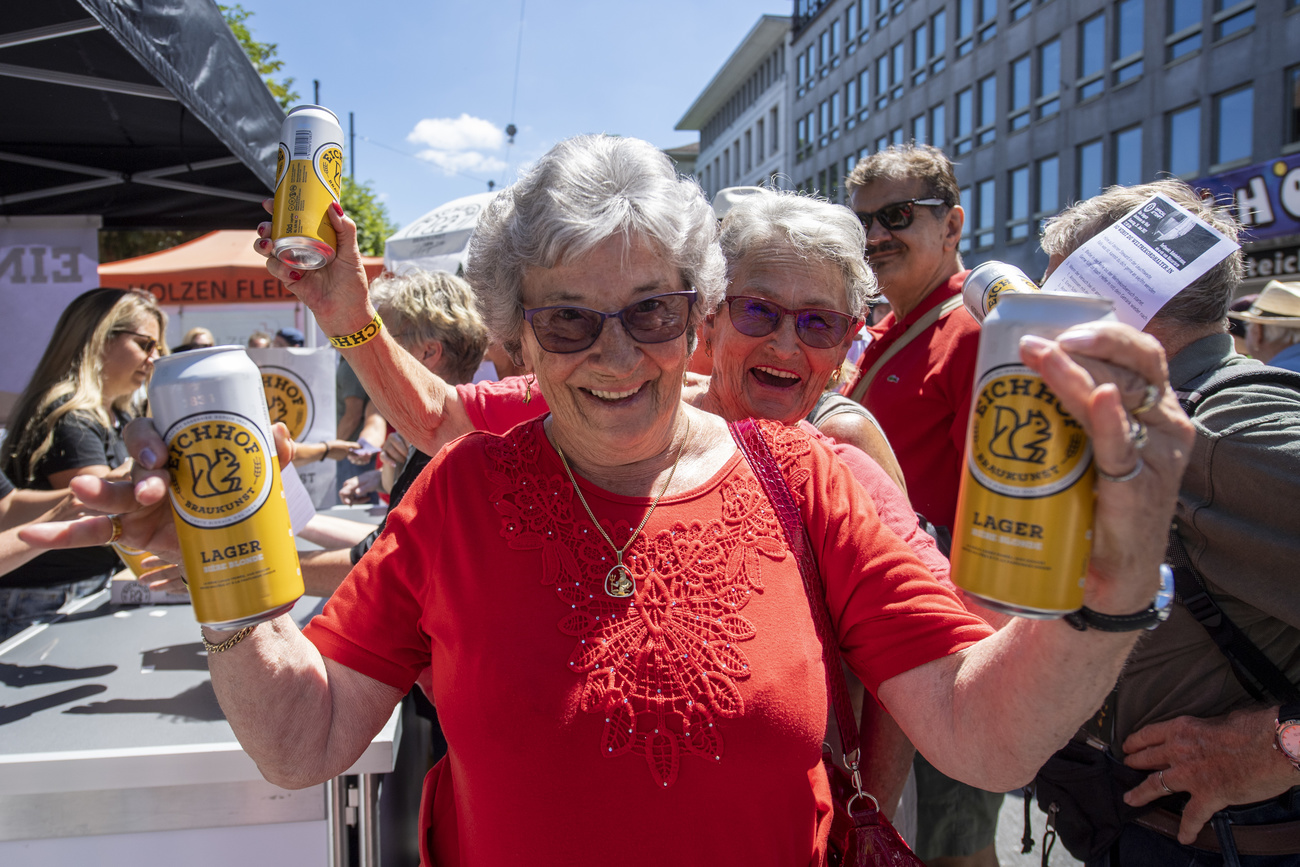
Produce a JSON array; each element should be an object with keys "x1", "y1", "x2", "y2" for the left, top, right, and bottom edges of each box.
[{"x1": 0, "y1": 0, "x2": 284, "y2": 230}]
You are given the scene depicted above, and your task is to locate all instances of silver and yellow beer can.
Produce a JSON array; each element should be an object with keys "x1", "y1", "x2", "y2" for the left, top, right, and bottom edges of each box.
[
  {"x1": 112, "y1": 542, "x2": 165, "y2": 578},
  {"x1": 951, "y1": 292, "x2": 1115, "y2": 618},
  {"x1": 148, "y1": 346, "x2": 303, "y2": 629},
  {"x1": 271, "y1": 105, "x2": 344, "y2": 270},
  {"x1": 962, "y1": 260, "x2": 1041, "y2": 324}
]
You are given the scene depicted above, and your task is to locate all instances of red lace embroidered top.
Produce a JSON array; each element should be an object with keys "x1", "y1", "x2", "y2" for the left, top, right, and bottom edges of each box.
[{"x1": 305, "y1": 418, "x2": 991, "y2": 867}]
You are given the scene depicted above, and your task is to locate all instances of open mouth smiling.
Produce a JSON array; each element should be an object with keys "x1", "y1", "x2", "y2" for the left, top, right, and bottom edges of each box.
[
  {"x1": 584, "y1": 384, "x2": 645, "y2": 402},
  {"x1": 750, "y1": 366, "x2": 801, "y2": 388}
]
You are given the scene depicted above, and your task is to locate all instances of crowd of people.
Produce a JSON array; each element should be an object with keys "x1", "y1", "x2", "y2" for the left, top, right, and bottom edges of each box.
[{"x1": 6, "y1": 134, "x2": 1298, "y2": 867}]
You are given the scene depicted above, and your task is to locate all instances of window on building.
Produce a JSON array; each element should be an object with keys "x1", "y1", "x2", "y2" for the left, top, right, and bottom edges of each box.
[
  {"x1": 757, "y1": 119, "x2": 766, "y2": 161},
  {"x1": 1078, "y1": 139, "x2": 1103, "y2": 200},
  {"x1": 1008, "y1": 166, "x2": 1030, "y2": 241},
  {"x1": 957, "y1": 0, "x2": 975, "y2": 55},
  {"x1": 977, "y1": 74, "x2": 997, "y2": 146},
  {"x1": 846, "y1": 80, "x2": 859, "y2": 131},
  {"x1": 913, "y1": 112, "x2": 928, "y2": 144},
  {"x1": 891, "y1": 127, "x2": 905, "y2": 145},
  {"x1": 831, "y1": 92, "x2": 842, "y2": 141},
  {"x1": 1214, "y1": 85, "x2": 1253, "y2": 164},
  {"x1": 1011, "y1": 0, "x2": 1032, "y2": 21},
  {"x1": 1114, "y1": 0, "x2": 1143, "y2": 83},
  {"x1": 1036, "y1": 155, "x2": 1060, "y2": 218},
  {"x1": 877, "y1": 134, "x2": 890, "y2": 152},
  {"x1": 955, "y1": 87, "x2": 974, "y2": 154},
  {"x1": 1010, "y1": 55, "x2": 1031, "y2": 130},
  {"x1": 1167, "y1": 104, "x2": 1201, "y2": 176},
  {"x1": 819, "y1": 29, "x2": 832, "y2": 78},
  {"x1": 847, "y1": 0, "x2": 863, "y2": 47},
  {"x1": 913, "y1": 22, "x2": 929, "y2": 84},
  {"x1": 830, "y1": 19, "x2": 843, "y2": 66},
  {"x1": 876, "y1": 53, "x2": 890, "y2": 107},
  {"x1": 1214, "y1": 0, "x2": 1255, "y2": 40},
  {"x1": 979, "y1": 0, "x2": 998, "y2": 41},
  {"x1": 960, "y1": 186, "x2": 973, "y2": 253},
  {"x1": 931, "y1": 9, "x2": 947, "y2": 72},
  {"x1": 1114, "y1": 125, "x2": 1142, "y2": 185},
  {"x1": 930, "y1": 102, "x2": 947, "y2": 150},
  {"x1": 975, "y1": 178, "x2": 996, "y2": 248},
  {"x1": 771, "y1": 107, "x2": 780, "y2": 153},
  {"x1": 724, "y1": 150, "x2": 731, "y2": 186},
  {"x1": 1168, "y1": 0, "x2": 1203, "y2": 60},
  {"x1": 819, "y1": 99, "x2": 831, "y2": 148},
  {"x1": 745, "y1": 130, "x2": 753, "y2": 172},
  {"x1": 1288, "y1": 65, "x2": 1300, "y2": 146},
  {"x1": 1079, "y1": 13, "x2": 1105, "y2": 100},
  {"x1": 734, "y1": 140, "x2": 742, "y2": 183},
  {"x1": 798, "y1": 49, "x2": 810, "y2": 95},
  {"x1": 1038, "y1": 38, "x2": 1061, "y2": 117},
  {"x1": 857, "y1": 68, "x2": 871, "y2": 120},
  {"x1": 891, "y1": 41, "x2": 906, "y2": 99},
  {"x1": 797, "y1": 112, "x2": 812, "y2": 162}
]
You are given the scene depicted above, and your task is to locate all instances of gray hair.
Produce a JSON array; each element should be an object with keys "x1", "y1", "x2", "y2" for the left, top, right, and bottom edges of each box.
[
  {"x1": 370, "y1": 269, "x2": 488, "y2": 384},
  {"x1": 1040, "y1": 179, "x2": 1243, "y2": 327},
  {"x1": 464, "y1": 134, "x2": 726, "y2": 361},
  {"x1": 719, "y1": 189, "x2": 878, "y2": 317}
]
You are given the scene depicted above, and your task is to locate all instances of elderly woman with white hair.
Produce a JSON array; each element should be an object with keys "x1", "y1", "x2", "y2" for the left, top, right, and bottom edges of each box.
[{"x1": 43, "y1": 135, "x2": 1192, "y2": 865}]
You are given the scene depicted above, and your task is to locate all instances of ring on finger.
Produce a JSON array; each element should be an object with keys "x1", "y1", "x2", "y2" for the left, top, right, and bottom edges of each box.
[
  {"x1": 1159, "y1": 769, "x2": 1174, "y2": 795},
  {"x1": 1128, "y1": 418, "x2": 1149, "y2": 449},
  {"x1": 1133, "y1": 382, "x2": 1161, "y2": 416},
  {"x1": 108, "y1": 514, "x2": 124, "y2": 544},
  {"x1": 1098, "y1": 455, "x2": 1144, "y2": 484}
]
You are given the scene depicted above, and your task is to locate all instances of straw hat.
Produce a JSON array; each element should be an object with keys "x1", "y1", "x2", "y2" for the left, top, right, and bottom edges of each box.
[{"x1": 1227, "y1": 280, "x2": 1300, "y2": 327}]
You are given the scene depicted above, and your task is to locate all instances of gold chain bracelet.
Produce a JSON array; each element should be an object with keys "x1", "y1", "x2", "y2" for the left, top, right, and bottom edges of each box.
[
  {"x1": 201, "y1": 623, "x2": 256, "y2": 653},
  {"x1": 328, "y1": 312, "x2": 384, "y2": 349}
]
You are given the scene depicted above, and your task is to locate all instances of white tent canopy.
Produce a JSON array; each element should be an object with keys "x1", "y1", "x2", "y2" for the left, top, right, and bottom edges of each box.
[{"x1": 384, "y1": 191, "x2": 498, "y2": 276}]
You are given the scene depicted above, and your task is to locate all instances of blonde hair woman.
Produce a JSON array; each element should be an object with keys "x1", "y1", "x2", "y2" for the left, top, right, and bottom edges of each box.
[{"x1": 0, "y1": 287, "x2": 165, "y2": 640}]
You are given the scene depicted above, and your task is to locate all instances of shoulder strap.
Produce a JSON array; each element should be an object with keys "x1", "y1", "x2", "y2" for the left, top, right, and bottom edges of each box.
[
  {"x1": 806, "y1": 392, "x2": 875, "y2": 428},
  {"x1": 1167, "y1": 527, "x2": 1300, "y2": 704},
  {"x1": 727, "y1": 419, "x2": 862, "y2": 760},
  {"x1": 1176, "y1": 366, "x2": 1300, "y2": 413},
  {"x1": 848, "y1": 295, "x2": 965, "y2": 403}
]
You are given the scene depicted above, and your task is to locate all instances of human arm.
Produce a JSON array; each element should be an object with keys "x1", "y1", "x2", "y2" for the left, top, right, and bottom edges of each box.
[
  {"x1": 0, "y1": 489, "x2": 91, "y2": 576},
  {"x1": 379, "y1": 432, "x2": 408, "y2": 492},
  {"x1": 858, "y1": 695, "x2": 915, "y2": 820},
  {"x1": 350, "y1": 402, "x2": 388, "y2": 465},
  {"x1": 873, "y1": 323, "x2": 1192, "y2": 789},
  {"x1": 291, "y1": 439, "x2": 360, "y2": 466},
  {"x1": 336, "y1": 395, "x2": 364, "y2": 441},
  {"x1": 338, "y1": 469, "x2": 382, "y2": 505},
  {"x1": 1120, "y1": 707, "x2": 1300, "y2": 844},
  {"x1": 255, "y1": 205, "x2": 476, "y2": 455},
  {"x1": 297, "y1": 549, "x2": 358, "y2": 598}
]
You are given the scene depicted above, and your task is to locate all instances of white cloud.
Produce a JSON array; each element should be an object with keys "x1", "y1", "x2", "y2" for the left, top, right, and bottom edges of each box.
[
  {"x1": 407, "y1": 114, "x2": 504, "y2": 151},
  {"x1": 414, "y1": 150, "x2": 508, "y2": 175}
]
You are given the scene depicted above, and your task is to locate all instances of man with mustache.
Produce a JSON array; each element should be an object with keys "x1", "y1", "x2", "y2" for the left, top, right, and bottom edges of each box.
[{"x1": 844, "y1": 145, "x2": 998, "y2": 867}]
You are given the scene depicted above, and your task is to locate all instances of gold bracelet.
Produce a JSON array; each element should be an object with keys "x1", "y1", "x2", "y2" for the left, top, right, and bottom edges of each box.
[
  {"x1": 328, "y1": 313, "x2": 383, "y2": 349},
  {"x1": 201, "y1": 623, "x2": 256, "y2": 653}
]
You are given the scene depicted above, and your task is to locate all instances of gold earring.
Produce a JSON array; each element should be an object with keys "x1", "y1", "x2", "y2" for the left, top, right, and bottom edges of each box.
[
  {"x1": 523, "y1": 374, "x2": 534, "y2": 405},
  {"x1": 704, "y1": 339, "x2": 713, "y2": 358},
  {"x1": 831, "y1": 368, "x2": 842, "y2": 383}
]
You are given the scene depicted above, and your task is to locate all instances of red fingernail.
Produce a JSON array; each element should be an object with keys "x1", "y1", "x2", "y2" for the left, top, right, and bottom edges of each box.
[
  {"x1": 331, "y1": 202, "x2": 344, "y2": 216},
  {"x1": 288, "y1": 270, "x2": 303, "y2": 281}
]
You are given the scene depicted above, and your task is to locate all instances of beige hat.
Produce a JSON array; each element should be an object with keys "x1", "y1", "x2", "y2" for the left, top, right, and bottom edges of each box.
[
  {"x1": 1227, "y1": 280, "x2": 1300, "y2": 327},
  {"x1": 711, "y1": 186, "x2": 766, "y2": 221}
]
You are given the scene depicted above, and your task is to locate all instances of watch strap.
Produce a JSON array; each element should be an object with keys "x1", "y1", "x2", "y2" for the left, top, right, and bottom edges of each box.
[
  {"x1": 1280, "y1": 702, "x2": 1300, "y2": 725},
  {"x1": 1064, "y1": 564, "x2": 1174, "y2": 632}
]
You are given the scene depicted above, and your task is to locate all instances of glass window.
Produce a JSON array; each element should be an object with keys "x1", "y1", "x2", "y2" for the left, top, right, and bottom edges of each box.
[
  {"x1": 1078, "y1": 139, "x2": 1103, "y2": 200},
  {"x1": 1168, "y1": 0, "x2": 1203, "y2": 59},
  {"x1": 1039, "y1": 38, "x2": 1061, "y2": 118},
  {"x1": 796, "y1": 116, "x2": 809, "y2": 162},
  {"x1": 931, "y1": 10, "x2": 947, "y2": 71},
  {"x1": 1036, "y1": 155, "x2": 1060, "y2": 215},
  {"x1": 1079, "y1": 13, "x2": 1105, "y2": 99},
  {"x1": 976, "y1": 178, "x2": 996, "y2": 248},
  {"x1": 798, "y1": 48, "x2": 810, "y2": 91},
  {"x1": 891, "y1": 127, "x2": 905, "y2": 145},
  {"x1": 1114, "y1": 125, "x2": 1142, "y2": 185},
  {"x1": 745, "y1": 130, "x2": 753, "y2": 172},
  {"x1": 830, "y1": 92, "x2": 842, "y2": 140},
  {"x1": 771, "y1": 106, "x2": 780, "y2": 153},
  {"x1": 977, "y1": 74, "x2": 997, "y2": 146},
  {"x1": 1214, "y1": 85, "x2": 1253, "y2": 164},
  {"x1": 1288, "y1": 65, "x2": 1300, "y2": 146},
  {"x1": 930, "y1": 102, "x2": 947, "y2": 150},
  {"x1": 846, "y1": 79, "x2": 859, "y2": 127},
  {"x1": 1011, "y1": 0, "x2": 1032, "y2": 20},
  {"x1": 960, "y1": 185, "x2": 973, "y2": 252},
  {"x1": 819, "y1": 99, "x2": 831, "y2": 147},
  {"x1": 1011, "y1": 55, "x2": 1031, "y2": 130},
  {"x1": 757, "y1": 119, "x2": 765, "y2": 161},
  {"x1": 913, "y1": 112, "x2": 928, "y2": 144},
  {"x1": 1115, "y1": 0, "x2": 1143, "y2": 82},
  {"x1": 848, "y1": 1, "x2": 862, "y2": 41},
  {"x1": 913, "y1": 23, "x2": 929, "y2": 83},
  {"x1": 956, "y1": 87, "x2": 974, "y2": 154},
  {"x1": 819, "y1": 29, "x2": 832, "y2": 77},
  {"x1": 979, "y1": 0, "x2": 998, "y2": 41},
  {"x1": 876, "y1": 134, "x2": 890, "y2": 152},
  {"x1": 876, "y1": 54, "x2": 890, "y2": 108},
  {"x1": 1167, "y1": 104, "x2": 1201, "y2": 175},
  {"x1": 957, "y1": 0, "x2": 975, "y2": 55},
  {"x1": 857, "y1": 68, "x2": 871, "y2": 119},
  {"x1": 1009, "y1": 166, "x2": 1030, "y2": 241},
  {"x1": 891, "y1": 41, "x2": 906, "y2": 97},
  {"x1": 1214, "y1": 0, "x2": 1255, "y2": 39},
  {"x1": 830, "y1": 19, "x2": 842, "y2": 66}
]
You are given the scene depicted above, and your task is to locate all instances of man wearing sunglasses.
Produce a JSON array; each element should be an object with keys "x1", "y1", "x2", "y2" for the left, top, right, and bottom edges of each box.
[{"x1": 845, "y1": 145, "x2": 998, "y2": 867}]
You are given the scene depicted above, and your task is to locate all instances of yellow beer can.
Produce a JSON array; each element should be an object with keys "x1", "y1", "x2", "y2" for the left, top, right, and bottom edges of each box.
[
  {"x1": 951, "y1": 292, "x2": 1115, "y2": 618},
  {"x1": 112, "y1": 542, "x2": 165, "y2": 578},
  {"x1": 148, "y1": 346, "x2": 304, "y2": 629},
  {"x1": 271, "y1": 105, "x2": 344, "y2": 270},
  {"x1": 961, "y1": 260, "x2": 1041, "y2": 324}
]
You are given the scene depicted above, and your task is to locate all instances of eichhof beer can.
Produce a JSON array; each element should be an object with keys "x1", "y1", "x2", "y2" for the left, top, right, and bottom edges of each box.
[
  {"x1": 112, "y1": 542, "x2": 165, "y2": 578},
  {"x1": 271, "y1": 105, "x2": 345, "y2": 270},
  {"x1": 951, "y1": 292, "x2": 1115, "y2": 618},
  {"x1": 962, "y1": 260, "x2": 1041, "y2": 324},
  {"x1": 148, "y1": 346, "x2": 304, "y2": 629}
]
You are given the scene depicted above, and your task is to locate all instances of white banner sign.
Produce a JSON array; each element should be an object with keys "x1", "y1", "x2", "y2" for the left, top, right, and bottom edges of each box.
[{"x1": 247, "y1": 346, "x2": 339, "y2": 509}]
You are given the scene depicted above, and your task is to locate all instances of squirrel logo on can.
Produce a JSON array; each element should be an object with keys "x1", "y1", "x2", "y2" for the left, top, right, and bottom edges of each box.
[{"x1": 166, "y1": 413, "x2": 274, "y2": 528}]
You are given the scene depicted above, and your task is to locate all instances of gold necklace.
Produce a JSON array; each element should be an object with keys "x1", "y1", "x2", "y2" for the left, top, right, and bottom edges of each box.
[{"x1": 554, "y1": 416, "x2": 691, "y2": 599}]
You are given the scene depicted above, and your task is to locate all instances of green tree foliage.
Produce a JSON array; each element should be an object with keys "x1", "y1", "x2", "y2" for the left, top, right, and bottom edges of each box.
[
  {"x1": 99, "y1": 230, "x2": 203, "y2": 264},
  {"x1": 219, "y1": 3, "x2": 299, "y2": 109},
  {"x1": 343, "y1": 178, "x2": 398, "y2": 256}
]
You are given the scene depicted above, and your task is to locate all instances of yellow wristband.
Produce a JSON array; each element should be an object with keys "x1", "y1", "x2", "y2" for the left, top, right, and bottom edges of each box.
[{"x1": 328, "y1": 313, "x2": 383, "y2": 349}]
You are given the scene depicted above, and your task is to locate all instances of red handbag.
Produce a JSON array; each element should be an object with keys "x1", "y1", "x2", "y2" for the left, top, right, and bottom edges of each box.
[{"x1": 731, "y1": 419, "x2": 924, "y2": 867}]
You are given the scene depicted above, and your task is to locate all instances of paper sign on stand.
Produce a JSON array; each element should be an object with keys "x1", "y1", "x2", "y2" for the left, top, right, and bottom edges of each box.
[
  {"x1": 247, "y1": 346, "x2": 339, "y2": 509},
  {"x1": 1040, "y1": 193, "x2": 1239, "y2": 329}
]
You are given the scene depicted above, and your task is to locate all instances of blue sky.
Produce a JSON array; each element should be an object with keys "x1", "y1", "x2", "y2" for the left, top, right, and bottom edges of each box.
[{"x1": 236, "y1": 0, "x2": 789, "y2": 230}]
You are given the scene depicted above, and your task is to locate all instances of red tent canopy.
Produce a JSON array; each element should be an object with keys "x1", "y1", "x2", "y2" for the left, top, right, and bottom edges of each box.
[{"x1": 98, "y1": 230, "x2": 384, "y2": 305}]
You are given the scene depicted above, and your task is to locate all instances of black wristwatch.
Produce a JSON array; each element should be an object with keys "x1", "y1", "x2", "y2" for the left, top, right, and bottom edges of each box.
[{"x1": 1064, "y1": 564, "x2": 1175, "y2": 632}]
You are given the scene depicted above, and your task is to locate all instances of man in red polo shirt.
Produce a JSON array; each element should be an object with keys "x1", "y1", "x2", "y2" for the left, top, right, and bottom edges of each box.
[{"x1": 844, "y1": 145, "x2": 999, "y2": 867}]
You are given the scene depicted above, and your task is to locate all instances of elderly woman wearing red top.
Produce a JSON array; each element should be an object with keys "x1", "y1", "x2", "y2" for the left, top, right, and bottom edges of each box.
[{"x1": 40, "y1": 135, "x2": 1190, "y2": 866}]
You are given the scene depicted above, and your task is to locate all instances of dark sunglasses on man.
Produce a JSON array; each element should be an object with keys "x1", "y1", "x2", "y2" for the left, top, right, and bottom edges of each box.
[
  {"x1": 523, "y1": 290, "x2": 697, "y2": 354},
  {"x1": 114, "y1": 330, "x2": 159, "y2": 357},
  {"x1": 854, "y1": 197, "x2": 947, "y2": 233},
  {"x1": 725, "y1": 296, "x2": 858, "y2": 349}
]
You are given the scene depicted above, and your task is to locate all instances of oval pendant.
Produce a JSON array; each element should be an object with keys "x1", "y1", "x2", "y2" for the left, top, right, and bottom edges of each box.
[{"x1": 605, "y1": 565, "x2": 635, "y2": 598}]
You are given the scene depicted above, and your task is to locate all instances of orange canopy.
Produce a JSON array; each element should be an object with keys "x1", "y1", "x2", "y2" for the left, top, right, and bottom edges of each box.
[{"x1": 98, "y1": 230, "x2": 384, "y2": 305}]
